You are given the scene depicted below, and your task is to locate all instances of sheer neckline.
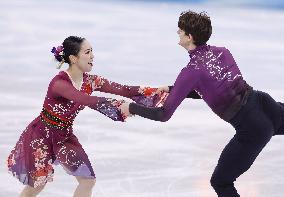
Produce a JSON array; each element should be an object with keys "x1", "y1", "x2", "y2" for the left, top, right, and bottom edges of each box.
[{"x1": 61, "y1": 71, "x2": 83, "y2": 91}]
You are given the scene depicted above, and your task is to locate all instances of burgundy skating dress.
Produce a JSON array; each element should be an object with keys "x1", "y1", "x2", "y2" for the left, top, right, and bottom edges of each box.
[{"x1": 7, "y1": 71, "x2": 167, "y2": 188}]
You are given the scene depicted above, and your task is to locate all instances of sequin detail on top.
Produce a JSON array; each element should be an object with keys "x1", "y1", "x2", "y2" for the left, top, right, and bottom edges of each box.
[
  {"x1": 182, "y1": 45, "x2": 252, "y2": 120},
  {"x1": 189, "y1": 46, "x2": 242, "y2": 82},
  {"x1": 129, "y1": 44, "x2": 252, "y2": 122}
]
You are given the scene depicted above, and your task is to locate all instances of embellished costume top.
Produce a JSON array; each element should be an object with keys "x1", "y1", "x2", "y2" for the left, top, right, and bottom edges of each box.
[
  {"x1": 129, "y1": 44, "x2": 252, "y2": 121},
  {"x1": 7, "y1": 70, "x2": 164, "y2": 188}
]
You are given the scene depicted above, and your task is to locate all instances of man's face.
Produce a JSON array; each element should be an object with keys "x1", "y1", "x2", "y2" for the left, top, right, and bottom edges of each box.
[{"x1": 177, "y1": 28, "x2": 191, "y2": 49}]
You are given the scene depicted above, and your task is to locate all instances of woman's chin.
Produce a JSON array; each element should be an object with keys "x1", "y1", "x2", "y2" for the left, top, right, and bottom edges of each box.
[{"x1": 83, "y1": 67, "x2": 92, "y2": 73}]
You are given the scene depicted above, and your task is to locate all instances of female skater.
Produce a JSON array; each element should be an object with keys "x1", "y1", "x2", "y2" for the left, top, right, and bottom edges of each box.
[
  {"x1": 120, "y1": 11, "x2": 284, "y2": 197},
  {"x1": 7, "y1": 36, "x2": 165, "y2": 197}
]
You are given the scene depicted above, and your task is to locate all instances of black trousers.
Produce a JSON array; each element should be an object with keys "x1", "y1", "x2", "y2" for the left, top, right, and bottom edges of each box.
[{"x1": 210, "y1": 90, "x2": 284, "y2": 197}]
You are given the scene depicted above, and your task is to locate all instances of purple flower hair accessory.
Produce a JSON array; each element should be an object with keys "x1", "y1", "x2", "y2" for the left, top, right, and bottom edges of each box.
[
  {"x1": 51, "y1": 45, "x2": 64, "y2": 62},
  {"x1": 51, "y1": 45, "x2": 65, "y2": 69}
]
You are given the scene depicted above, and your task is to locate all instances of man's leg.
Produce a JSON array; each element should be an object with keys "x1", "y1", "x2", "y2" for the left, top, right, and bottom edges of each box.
[{"x1": 211, "y1": 128, "x2": 272, "y2": 197}]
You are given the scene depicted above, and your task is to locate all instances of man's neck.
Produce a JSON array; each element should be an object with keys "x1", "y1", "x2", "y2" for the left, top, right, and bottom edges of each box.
[{"x1": 186, "y1": 43, "x2": 197, "y2": 51}]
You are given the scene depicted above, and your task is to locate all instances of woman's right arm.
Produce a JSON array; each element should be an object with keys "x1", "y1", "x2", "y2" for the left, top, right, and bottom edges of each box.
[{"x1": 51, "y1": 79, "x2": 126, "y2": 121}]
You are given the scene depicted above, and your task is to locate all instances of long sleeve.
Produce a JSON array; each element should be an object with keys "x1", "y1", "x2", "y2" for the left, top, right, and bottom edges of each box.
[
  {"x1": 129, "y1": 66, "x2": 199, "y2": 122},
  {"x1": 51, "y1": 79, "x2": 125, "y2": 121},
  {"x1": 89, "y1": 74, "x2": 144, "y2": 98},
  {"x1": 168, "y1": 86, "x2": 201, "y2": 99},
  {"x1": 88, "y1": 74, "x2": 169, "y2": 107}
]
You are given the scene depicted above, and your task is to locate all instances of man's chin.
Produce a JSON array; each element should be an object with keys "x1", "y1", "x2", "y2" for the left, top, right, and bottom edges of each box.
[{"x1": 178, "y1": 42, "x2": 185, "y2": 48}]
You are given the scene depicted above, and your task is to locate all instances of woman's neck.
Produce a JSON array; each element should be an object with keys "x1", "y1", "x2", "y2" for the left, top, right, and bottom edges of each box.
[{"x1": 66, "y1": 65, "x2": 83, "y2": 84}]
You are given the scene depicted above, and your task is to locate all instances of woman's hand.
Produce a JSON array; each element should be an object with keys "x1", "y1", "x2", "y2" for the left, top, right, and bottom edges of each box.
[{"x1": 119, "y1": 102, "x2": 133, "y2": 118}]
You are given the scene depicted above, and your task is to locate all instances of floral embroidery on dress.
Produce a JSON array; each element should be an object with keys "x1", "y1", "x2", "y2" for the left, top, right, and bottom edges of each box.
[
  {"x1": 138, "y1": 87, "x2": 157, "y2": 96},
  {"x1": 108, "y1": 99, "x2": 127, "y2": 120},
  {"x1": 92, "y1": 76, "x2": 105, "y2": 90},
  {"x1": 7, "y1": 71, "x2": 166, "y2": 188},
  {"x1": 85, "y1": 74, "x2": 105, "y2": 92},
  {"x1": 7, "y1": 154, "x2": 16, "y2": 168},
  {"x1": 30, "y1": 140, "x2": 54, "y2": 187}
]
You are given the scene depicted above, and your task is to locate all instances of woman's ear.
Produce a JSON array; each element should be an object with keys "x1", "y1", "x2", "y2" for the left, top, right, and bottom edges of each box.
[{"x1": 69, "y1": 55, "x2": 78, "y2": 65}]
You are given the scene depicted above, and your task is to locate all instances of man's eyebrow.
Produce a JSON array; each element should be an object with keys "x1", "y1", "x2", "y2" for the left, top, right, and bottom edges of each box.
[{"x1": 84, "y1": 48, "x2": 92, "y2": 52}]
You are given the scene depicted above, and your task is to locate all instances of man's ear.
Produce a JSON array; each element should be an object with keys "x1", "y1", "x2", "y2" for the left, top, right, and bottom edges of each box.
[
  {"x1": 188, "y1": 34, "x2": 193, "y2": 42},
  {"x1": 188, "y1": 34, "x2": 195, "y2": 45}
]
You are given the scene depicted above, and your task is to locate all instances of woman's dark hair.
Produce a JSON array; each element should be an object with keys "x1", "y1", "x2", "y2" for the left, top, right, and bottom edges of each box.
[
  {"x1": 178, "y1": 10, "x2": 212, "y2": 46},
  {"x1": 62, "y1": 36, "x2": 85, "y2": 64},
  {"x1": 53, "y1": 36, "x2": 85, "y2": 64}
]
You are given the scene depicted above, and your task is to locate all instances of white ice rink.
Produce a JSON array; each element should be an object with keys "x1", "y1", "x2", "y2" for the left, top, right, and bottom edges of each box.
[{"x1": 1, "y1": 0, "x2": 284, "y2": 196}]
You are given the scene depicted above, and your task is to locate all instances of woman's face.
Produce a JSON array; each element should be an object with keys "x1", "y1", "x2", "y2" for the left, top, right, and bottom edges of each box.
[
  {"x1": 177, "y1": 28, "x2": 191, "y2": 50},
  {"x1": 74, "y1": 40, "x2": 94, "y2": 72}
]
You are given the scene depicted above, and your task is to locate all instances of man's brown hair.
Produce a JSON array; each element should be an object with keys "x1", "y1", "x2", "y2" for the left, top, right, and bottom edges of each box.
[{"x1": 178, "y1": 10, "x2": 212, "y2": 46}]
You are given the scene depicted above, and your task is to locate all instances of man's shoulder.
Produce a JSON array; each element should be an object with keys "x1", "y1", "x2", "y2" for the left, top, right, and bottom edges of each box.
[{"x1": 208, "y1": 45, "x2": 229, "y2": 53}]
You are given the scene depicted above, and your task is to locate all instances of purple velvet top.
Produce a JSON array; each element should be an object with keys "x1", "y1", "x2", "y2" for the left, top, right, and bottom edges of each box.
[{"x1": 129, "y1": 44, "x2": 252, "y2": 121}]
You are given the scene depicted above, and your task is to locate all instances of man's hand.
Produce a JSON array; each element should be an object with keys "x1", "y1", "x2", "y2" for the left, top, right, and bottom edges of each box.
[{"x1": 155, "y1": 86, "x2": 170, "y2": 95}]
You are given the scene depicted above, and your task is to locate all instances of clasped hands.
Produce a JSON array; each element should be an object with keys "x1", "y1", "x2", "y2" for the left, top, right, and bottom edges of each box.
[{"x1": 119, "y1": 86, "x2": 169, "y2": 118}]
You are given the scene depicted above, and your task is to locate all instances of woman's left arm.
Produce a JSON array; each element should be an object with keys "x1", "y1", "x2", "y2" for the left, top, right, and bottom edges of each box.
[{"x1": 88, "y1": 74, "x2": 156, "y2": 98}]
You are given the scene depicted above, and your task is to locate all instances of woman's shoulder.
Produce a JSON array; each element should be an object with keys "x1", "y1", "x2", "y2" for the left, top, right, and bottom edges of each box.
[
  {"x1": 48, "y1": 71, "x2": 70, "y2": 87},
  {"x1": 53, "y1": 71, "x2": 70, "y2": 81}
]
